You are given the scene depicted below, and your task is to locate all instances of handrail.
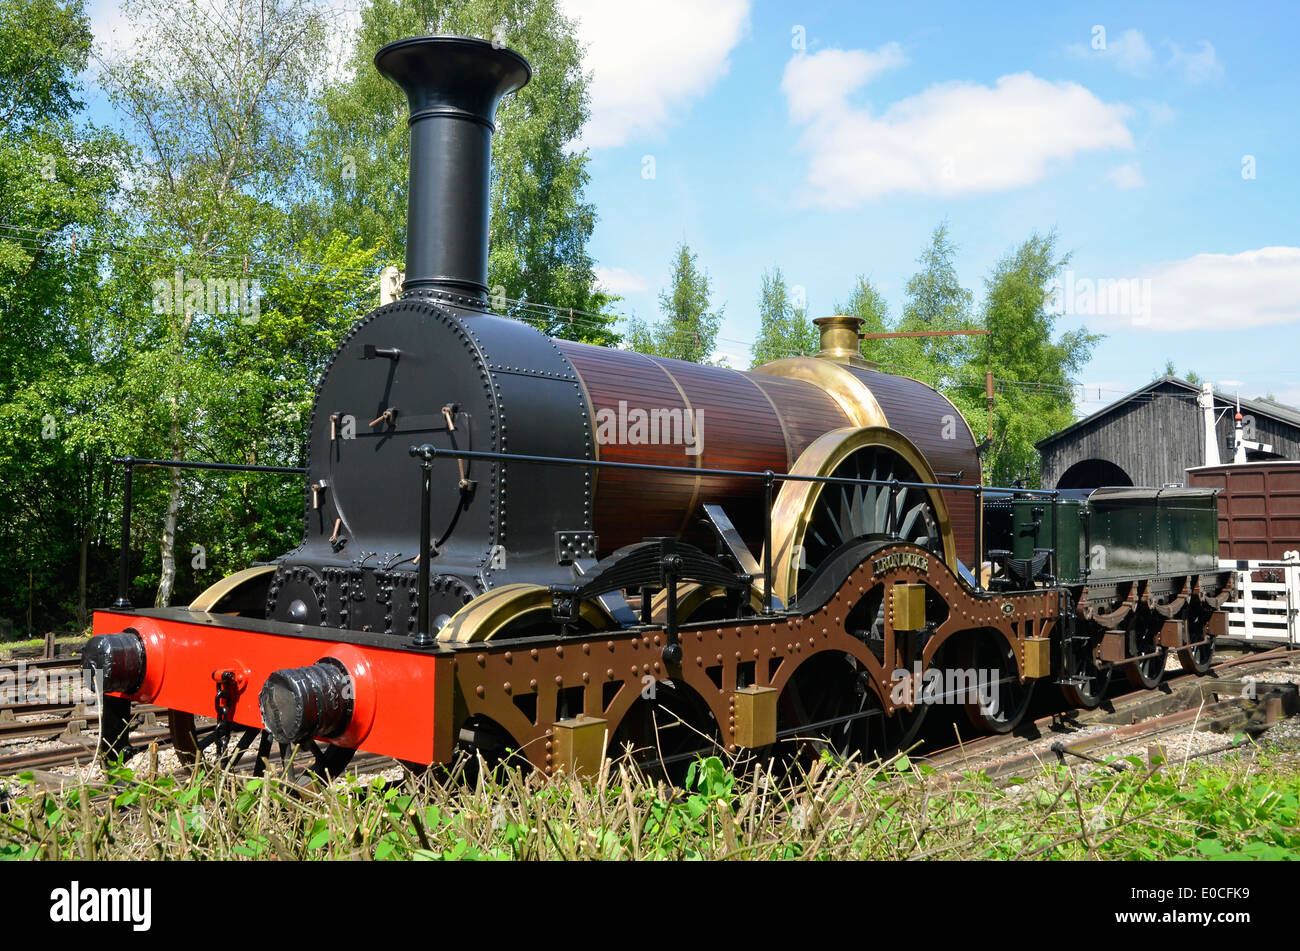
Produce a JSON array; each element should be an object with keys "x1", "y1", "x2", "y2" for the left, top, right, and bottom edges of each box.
[
  {"x1": 107, "y1": 447, "x2": 1064, "y2": 626},
  {"x1": 107, "y1": 456, "x2": 307, "y2": 609},
  {"x1": 110, "y1": 456, "x2": 306, "y2": 474},
  {"x1": 405, "y1": 442, "x2": 1061, "y2": 626}
]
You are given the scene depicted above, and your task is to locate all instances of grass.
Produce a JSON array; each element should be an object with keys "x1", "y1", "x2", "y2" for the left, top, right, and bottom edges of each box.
[{"x1": 2, "y1": 746, "x2": 1298, "y2": 860}]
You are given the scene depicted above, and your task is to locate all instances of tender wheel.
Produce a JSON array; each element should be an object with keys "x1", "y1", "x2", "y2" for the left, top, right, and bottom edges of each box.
[
  {"x1": 1060, "y1": 636, "x2": 1109, "y2": 709},
  {"x1": 961, "y1": 633, "x2": 1034, "y2": 734},
  {"x1": 1123, "y1": 617, "x2": 1167, "y2": 689},
  {"x1": 1178, "y1": 605, "x2": 1216, "y2": 674},
  {"x1": 1177, "y1": 638, "x2": 1215, "y2": 674},
  {"x1": 1061, "y1": 670, "x2": 1109, "y2": 709},
  {"x1": 766, "y1": 427, "x2": 958, "y2": 607}
]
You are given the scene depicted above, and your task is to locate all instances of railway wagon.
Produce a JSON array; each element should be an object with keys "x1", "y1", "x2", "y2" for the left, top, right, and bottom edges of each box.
[
  {"x1": 1187, "y1": 461, "x2": 1300, "y2": 561},
  {"x1": 84, "y1": 35, "x2": 1234, "y2": 778}
]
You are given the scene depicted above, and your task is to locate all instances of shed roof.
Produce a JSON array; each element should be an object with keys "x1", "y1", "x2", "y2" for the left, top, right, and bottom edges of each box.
[{"x1": 1036, "y1": 376, "x2": 1300, "y2": 449}]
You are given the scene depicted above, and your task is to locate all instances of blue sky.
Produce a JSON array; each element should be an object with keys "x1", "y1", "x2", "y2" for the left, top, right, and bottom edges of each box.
[
  {"x1": 81, "y1": 0, "x2": 1300, "y2": 416},
  {"x1": 561, "y1": 0, "x2": 1300, "y2": 414}
]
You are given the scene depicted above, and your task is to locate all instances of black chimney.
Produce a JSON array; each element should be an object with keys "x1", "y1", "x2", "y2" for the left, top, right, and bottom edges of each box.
[{"x1": 375, "y1": 35, "x2": 531, "y2": 303}]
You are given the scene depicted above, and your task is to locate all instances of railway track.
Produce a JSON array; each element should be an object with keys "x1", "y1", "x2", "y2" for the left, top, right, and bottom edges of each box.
[
  {"x1": 0, "y1": 703, "x2": 400, "y2": 789},
  {"x1": 919, "y1": 647, "x2": 1297, "y2": 780},
  {"x1": 0, "y1": 655, "x2": 81, "y2": 672}
]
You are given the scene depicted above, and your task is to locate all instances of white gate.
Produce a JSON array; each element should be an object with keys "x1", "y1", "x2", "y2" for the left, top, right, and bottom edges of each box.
[{"x1": 1220, "y1": 556, "x2": 1300, "y2": 644}]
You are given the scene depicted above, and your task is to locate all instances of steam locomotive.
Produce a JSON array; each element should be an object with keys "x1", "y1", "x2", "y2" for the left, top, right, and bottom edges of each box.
[{"x1": 85, "y1": 35, "x2": 1234, "y2": 777}]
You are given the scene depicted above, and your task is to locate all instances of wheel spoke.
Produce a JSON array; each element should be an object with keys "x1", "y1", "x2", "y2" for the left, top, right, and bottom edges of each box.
[
  {"x1": 898, "y1": 502, "x2": 923, "y2": 540},
  {"x1": 849, "y1": 485, "x2": 866, "y2": 535},
  {"x1": 833, "y1": 487, "x2": 848, "y2": 541},
  {"x1": 831, "y1": 488, "x2": 850, "y2": 543},
  {"x1": 769, "y1": 435, "x2": 954, "y2": 606}
]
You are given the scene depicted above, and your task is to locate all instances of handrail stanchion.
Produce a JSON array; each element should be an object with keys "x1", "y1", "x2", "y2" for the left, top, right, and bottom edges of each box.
[
  {"x1": 763, "y1": 470, "x2": 775, "y2": 615},
  {"x1": 975, "y1": 483, "x2": 983, "y2": 592},
  {"x1": 410, "y1": 444, "x2": 436, "y2": 647},
  {"x1": 1051, "y1": 490, "x2": 1060, "y2": 581},
  {"x1": 112, "y1": 458, "x2": 135, "y2": 609}
]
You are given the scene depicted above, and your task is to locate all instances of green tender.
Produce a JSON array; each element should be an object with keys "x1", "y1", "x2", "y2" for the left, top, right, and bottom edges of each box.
[{"x1": 1010, "y1": 487, "x2": 1219, "y2": 586}]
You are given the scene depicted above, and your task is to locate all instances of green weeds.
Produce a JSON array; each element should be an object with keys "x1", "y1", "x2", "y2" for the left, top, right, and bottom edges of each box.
[{"x1": 1, "y1": 749, "x2": 1297, "y2": 860}]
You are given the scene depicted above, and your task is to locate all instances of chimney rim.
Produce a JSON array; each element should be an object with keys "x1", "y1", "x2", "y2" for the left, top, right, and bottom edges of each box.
[{"x1": 374, "y1": 33, "x2": 532, "y2": 86}]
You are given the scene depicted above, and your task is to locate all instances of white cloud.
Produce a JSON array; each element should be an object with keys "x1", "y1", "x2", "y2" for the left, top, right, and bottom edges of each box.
[
  {"x1": 86, "y1": 0, "x2": 140, "y2": 61},
  {"x1": 1054, "y1": 250, "x2": 1300, "y2": 331},
  {"x1": 1147, "y1": 247, "x2": 1300, "y2": 330},
  {"x1": 593, "y1": 266, "x2": 649, "y2": 295},
  {"x1": 1141, "y1": 100, "x2": 1176, "y2": 125},
  {"x1": 1104, "y1": 247, "x2": 1300, "y2": 331},
  {"x1": 1106, "y1": 161, "x2": 1145, "y2": 189},
  {"x1": 560, "y1": 0, "x2": 750, "y2": 149},
  {"x1": 1068, "y1": 29, "x2": 1224, "y2": 84},
  {"x1": 782, "y1": 53, "x2": 1134, "y2": 205},
  {"x1": 1166, "y1": 40, "x2": 1224, "y2": 84},
  {"x1": 1067, "y1": 28, "x2": 1155, "y2": 76},
  {"x1": 781, "y1": 44, "x2": 907, "y2": 123}
]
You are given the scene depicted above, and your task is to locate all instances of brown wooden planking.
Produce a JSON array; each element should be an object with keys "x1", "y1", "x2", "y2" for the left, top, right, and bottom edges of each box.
[
  {"x1": 560, "y1": 340, "x2": 984, "y2": 562},
  {"x1": 748, "y1": 374, "x2": 854, "y2": 459},
  {"x1": 1042, "y1": 380, "x2": 1300, "y2": 491},
  {"x1": 1188, "y1": 461, "x2": 1300, "y2": 559}
]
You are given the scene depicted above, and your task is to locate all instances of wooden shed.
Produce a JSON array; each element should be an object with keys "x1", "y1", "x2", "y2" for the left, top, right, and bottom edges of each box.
[{"x1": 1037, "y1": 376, "x2": 1300, "y2": 490}]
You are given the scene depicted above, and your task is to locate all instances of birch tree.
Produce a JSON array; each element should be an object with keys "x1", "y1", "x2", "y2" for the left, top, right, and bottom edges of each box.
[{"x1": 102, "y1": 0, "x2": 332, "y2": 606}]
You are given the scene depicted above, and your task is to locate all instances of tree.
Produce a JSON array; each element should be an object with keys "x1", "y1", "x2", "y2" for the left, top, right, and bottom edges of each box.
[
  {"x1": 750, "y1": 267, "x2": 818, "y2": 367},
  {"x1": 896, "y1": 221, "x2": 979, "y2": 385},
  {"x1": 305, "y1": 0, "x2": 617, "y2": 343},
  {"x1": 978, "y1": 231, "x2": 1101, "y2": 485},
  {"x1": 836, "y1": 275, "x2": 891, "y2": 365},
  {"x1": 100, "y1": 0, "x2": 356, "y2": 607},
  {"x1": 626, "y1": 243, "x2": 723, "y2": 364},
  {"x1": 0, "y1": 0, "x2": 130, "y2": 632},
  {"x1": 834, "y1": 227, "x2": 1101, "y2": 489},
  {"x1": 1155, "y1": 360, "x2": 1202, "y2": 386}
]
